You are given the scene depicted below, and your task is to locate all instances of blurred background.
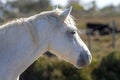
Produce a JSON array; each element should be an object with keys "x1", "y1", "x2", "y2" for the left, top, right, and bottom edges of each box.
[{"x1": 0, "y1": 0, "x2": 120, "y2": 80}]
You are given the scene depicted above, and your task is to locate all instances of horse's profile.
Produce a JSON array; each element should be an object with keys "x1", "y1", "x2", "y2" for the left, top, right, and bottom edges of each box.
[{"x1": 0, "y1": 7, "x2": 92, "y2": 80}]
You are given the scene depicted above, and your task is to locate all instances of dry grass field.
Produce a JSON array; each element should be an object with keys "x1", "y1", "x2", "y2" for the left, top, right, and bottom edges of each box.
[{"x1": 81, "y1": 34, "x2": 120, "y2": 59}]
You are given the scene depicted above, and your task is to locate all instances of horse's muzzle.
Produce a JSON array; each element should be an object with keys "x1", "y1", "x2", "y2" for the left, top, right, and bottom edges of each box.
[{"x1": 76, "y1": 51, "x2": 92, "y2": 68}]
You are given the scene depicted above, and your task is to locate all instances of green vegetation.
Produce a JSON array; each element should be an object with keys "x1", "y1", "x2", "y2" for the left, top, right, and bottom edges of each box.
[
  {"x1": 20, "y1": 50, "x2": 120, "y2": 80},
  {"x1": 92, "y1": 50, "x2": 120, "y2": 80}
]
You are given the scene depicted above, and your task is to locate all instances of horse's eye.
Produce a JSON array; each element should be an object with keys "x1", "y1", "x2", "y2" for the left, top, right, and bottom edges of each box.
[{"x1": 71, "y1": 31, "x2": 76, "y2": 35}]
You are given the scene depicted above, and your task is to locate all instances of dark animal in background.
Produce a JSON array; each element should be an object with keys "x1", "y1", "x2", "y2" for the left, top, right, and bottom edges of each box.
[{"x1": 86, "y1": 23, "x2": 115, "y2": 35}]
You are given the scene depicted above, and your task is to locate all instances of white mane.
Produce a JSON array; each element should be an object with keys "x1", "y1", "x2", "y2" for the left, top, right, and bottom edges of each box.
[{"x1": 0, "y1": 9, "x2": 76, "y2": 35}]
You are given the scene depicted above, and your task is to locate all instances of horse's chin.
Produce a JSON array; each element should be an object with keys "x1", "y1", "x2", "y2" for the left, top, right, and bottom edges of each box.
[
  {"x1": 74, "y1": 65, "x2": 84, "y2": 69},
  {"x1": 74, "y1": 62, "x2": 90, "y2": 69}
]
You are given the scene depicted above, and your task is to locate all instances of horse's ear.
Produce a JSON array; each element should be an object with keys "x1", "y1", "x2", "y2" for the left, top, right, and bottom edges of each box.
[{"x1": 60, "y1": 6, "x2": 72, "y2": 21}]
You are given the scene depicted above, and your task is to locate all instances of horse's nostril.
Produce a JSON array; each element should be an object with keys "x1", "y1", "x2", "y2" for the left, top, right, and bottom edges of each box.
[
  {"x1": 89, "y1": 54, "x2": 92, "y2": 61},
  {"x1": 87, "y1": 54, "x2": 92, "y2": 60},
  {"x1": 76, "y1": 51, "x2": 92, "y2": 67}
]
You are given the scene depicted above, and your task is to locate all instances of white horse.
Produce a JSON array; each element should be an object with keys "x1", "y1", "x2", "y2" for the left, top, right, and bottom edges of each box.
[{"x1": 0, "y1": 7, "x2": 92, "y2": 80}]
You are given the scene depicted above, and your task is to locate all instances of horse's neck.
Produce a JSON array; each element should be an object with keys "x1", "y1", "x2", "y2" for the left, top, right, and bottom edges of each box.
[{"x1": 0, "y1": 18, "x2": 48, "y2": 79}]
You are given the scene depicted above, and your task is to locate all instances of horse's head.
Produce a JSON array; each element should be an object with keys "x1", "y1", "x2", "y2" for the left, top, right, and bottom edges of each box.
[{"x1": 38, "y1": 7, "x2": 92, "y2": 68}]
